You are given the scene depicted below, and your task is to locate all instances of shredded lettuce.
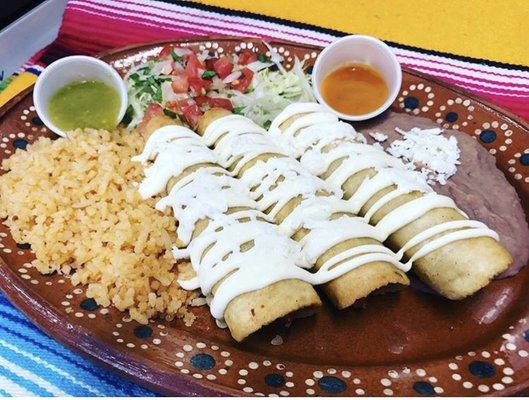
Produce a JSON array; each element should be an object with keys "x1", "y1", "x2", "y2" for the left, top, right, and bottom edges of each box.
[{"x1": 229, "y1": 57, "x2": 315, "y2": 128}]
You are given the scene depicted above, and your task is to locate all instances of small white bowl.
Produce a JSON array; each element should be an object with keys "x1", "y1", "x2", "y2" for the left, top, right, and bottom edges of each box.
[
  {"x1": 312, "y1": 35, "x2": 402, "y2": 121},
  {"x1": 33, "y1": 55, "x2": 128, "y2": 137}
]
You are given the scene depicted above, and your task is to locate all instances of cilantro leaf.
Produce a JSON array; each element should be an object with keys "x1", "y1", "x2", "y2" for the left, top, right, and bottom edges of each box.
[
  {"x1": 201, "y1": 70, "x2": 216, "y2": 80},
  {"x1": 233, "y1": 106, "x2": 245, "y2": 115}
]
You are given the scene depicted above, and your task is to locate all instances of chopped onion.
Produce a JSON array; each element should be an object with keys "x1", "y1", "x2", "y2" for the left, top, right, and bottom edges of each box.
[
  {"x1": 222, "y1": 70, "x2": 242, "y2": 84},
  {"x1": 160, "y1": 60, "x2": 173, "y2": 75},
  {"x1": 151, "y1": 60, "x2": 168, "y2": 76},
  {"x1": 161, "y1": 81, "x2": 178, "y2": 103},
  {"x1": 172, "y1": 62, "x2": 184, "y2": 72},
  {"x1": 161, "y1": 83, "x2": 191, "y2": 104},
  {"x1": 245, "y1": 60, "x2": 274, "y2": 72},
  {"x1": 197, "y1": 50, "x2": 210, "y2": 62},
  {"x1": 210, "y1": 76, "x2": 225, "y2": 91}
]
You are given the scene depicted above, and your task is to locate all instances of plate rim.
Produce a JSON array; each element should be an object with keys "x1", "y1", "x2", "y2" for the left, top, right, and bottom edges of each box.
[{"x1": 0, "y1": 36, "x2": 528, "y2": 397}]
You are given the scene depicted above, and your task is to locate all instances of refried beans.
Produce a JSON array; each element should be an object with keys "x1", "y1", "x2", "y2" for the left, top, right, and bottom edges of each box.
[{"x1": 359, "y1": 112, "x2": 529, "y2": 278}]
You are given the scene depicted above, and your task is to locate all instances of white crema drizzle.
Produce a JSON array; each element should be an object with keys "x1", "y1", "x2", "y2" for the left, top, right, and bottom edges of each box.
[
  {"x1": 203, "y1": 115, "x2": 407, "y2": 275},
  {"x1": 269, "y1": 103, "x2": 500, "y2": 264},
  {"x1": 134, "y1": 124, "x2": 404, "y2": 323},
  {"x1": 132, "y1": 125, "x2": 218, "y2": 199},
  {"x1": 155, "y1": 168, "x2": 259, "y2": 245},
  {"x1": 133, "y1": 125, "x2": 315, "y2": 322},
  {"x1": 176, "y1": 213, "x2": 312, "y2": 319}
]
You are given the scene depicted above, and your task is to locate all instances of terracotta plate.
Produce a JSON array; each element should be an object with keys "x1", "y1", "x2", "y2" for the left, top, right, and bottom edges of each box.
[{"x1": 1, "y1": 37, "x2": 529, "y2": 397}]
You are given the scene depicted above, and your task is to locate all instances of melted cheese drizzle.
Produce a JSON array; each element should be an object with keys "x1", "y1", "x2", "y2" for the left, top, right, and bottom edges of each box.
[
  {"x1": 268, "y1": 102, "x2": 499, "y2": 264},
  {"x1": 203, "y1": 115, "x2": 406, "y2": 278}
]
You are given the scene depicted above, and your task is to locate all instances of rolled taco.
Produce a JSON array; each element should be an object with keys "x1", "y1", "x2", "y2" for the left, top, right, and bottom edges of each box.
[
  {"x1": 196, "y1": 109, "x2": 409, "y2": 309},
  {"x1": 133, "y1": 123, "x2": 321, "y2": 341},
  {"x1": 267, "y1": 102, "x2": 512, "y2": 300}
]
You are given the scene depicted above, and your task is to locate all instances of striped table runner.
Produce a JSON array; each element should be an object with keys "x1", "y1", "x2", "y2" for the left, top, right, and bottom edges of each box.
[
  {"x1": 1, "y1": 0, "x2": 528, "y2": 396},
  {"x1": 0, "y1": 293, "x2": 153, "y2": 396}
]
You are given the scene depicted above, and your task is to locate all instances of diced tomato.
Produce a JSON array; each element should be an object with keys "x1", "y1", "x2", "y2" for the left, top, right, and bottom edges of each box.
[
  {"x1": 188, "y1": 76, "x2": 211, "y2": 96},
  {"x1": 137, "y1": 103, "x2": 164, "y2": 132},
  {"x1": 145, "y1": 103, "x2": 163, "y2": 119},
  {"x1": 213, "y1": 56, "x2": 233, "y2": 79},
  {"x1": 185, "y1": 53, "x2": 203, "y2": 78},
  {"x1": 165, "y1": 101, "x2": 178, "y2": 111},
  {"x1": 171, "y1": 74, "x2": 189, "y2": 93},
  {"x1": 193, "y1": 96, "x2": 232, "y2": 111},
  {"x1": 159, "y1": 45, "x2": 172, "y2": 57},
  {"x1": 232, "y1": 67, "x2": 254, "y2": 93},
  {"x1": 210, "y1": 97, "x2": 233, "y2": 111},
  {"x1": 182, "y1": 104, "x2": 203, "y2": 127},
  {"x1": 205, "y1": 58, "x2": 218, "y2": 71},
  {"x1": 166, "y1": 98, "x2": 195, "y2": 112},
  {"x1": 194, "y1": 96, "x2": 211, "y2": 107},
  {"x1": 238, "y1": 50, "x2": 258, "y2": 65}
]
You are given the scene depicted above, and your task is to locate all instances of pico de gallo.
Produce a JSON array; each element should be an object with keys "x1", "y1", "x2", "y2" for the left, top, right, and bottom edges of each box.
[{"x1": 123, "y1": 43, "x2": 314, "y2": 129}]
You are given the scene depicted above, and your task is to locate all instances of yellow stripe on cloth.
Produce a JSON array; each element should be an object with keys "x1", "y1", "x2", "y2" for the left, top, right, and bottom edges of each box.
[
  {"x1": 194, "y1": 0, "x2": 529, "y2": 66},
  {"x1": 0, "y1": 72, "x2": 37, "y2": 108}
]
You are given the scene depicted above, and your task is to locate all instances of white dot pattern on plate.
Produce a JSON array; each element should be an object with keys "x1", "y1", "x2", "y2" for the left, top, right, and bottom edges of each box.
[{"x1": 0, "y1": 41, "x2": 529, "y2": 398}]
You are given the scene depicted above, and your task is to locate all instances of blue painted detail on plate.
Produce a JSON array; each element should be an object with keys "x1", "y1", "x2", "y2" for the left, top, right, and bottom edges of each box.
[
  {"x1": 32, "y1": 116, "x2": 43, "y2": 126},
  {"x1": 479, "y1": 129, "x2": 496, "y2": 143},
  {"x1": 318, "y1": 376, "x2": 346, "y2": 393},
  {"x1": 524, "y1": 329, "x2": 529, "y2": 342},
  {"x1": 79, "y1": 298, "x2": 99, "y2": 311},
  {"x1": 264, "y1": 373, "x2": 285, "y2": 388},
  {"x1": 133, "y1": 325, "x2": 153, "y2": 339},
  {"x1": 445, "y1": 112, "x2": 458, "y2": 122},
  {"x1": 519, "y1": 153, "x2": 529, "y2": 166},
  {"x1": 13, "y1": 138, "x2": 28, "y2": 150},
  {"x1": 468, "y1": 361, "x2": 495, "y2": 378},
  {"x1": 16, "y1": 243, "x2": 31, "y2": 250},
  {"x1": 190, "y1": 353, "x2": 215, "y2": 370},
  {"x1": 413, "y1": 381, "x2": 435, "y2": 396},
  {"x1": 404, "y1": 96, "x2": 419, "y2": 109}
]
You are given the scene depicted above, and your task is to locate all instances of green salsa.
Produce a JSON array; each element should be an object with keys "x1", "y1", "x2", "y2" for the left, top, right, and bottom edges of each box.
[{"x1": 48, "y1": 80, "x2": 120, "y2": 131}]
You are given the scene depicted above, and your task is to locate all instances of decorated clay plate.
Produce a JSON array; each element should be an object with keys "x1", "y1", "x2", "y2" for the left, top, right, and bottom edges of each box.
[{"x1": 1, "y1": 37, "x2": 529, "y2": 397}]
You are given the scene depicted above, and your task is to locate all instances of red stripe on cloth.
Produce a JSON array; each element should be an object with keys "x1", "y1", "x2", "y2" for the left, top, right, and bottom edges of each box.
[
  {"x1": 397, "y1": 52, "x2": 529, "y2": 81},
  {"x1": 66, "y1": 2, "x2": 280, "y2": 42},
  {"x1": 455, "y1": 87, "x2": 529, "y2": 119},
  {"x1": 399, "y1": 61, "x2": 529, "y2": 90},
  {"x1": 57, "y1": 7, "x2": 201, "y2": 52},
  {"x1": 404, "y1": 63, "x2": 529, "y2": 93},
  {"x1": 90, "y1": 0, "x2": 332, "y2": 44}
]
